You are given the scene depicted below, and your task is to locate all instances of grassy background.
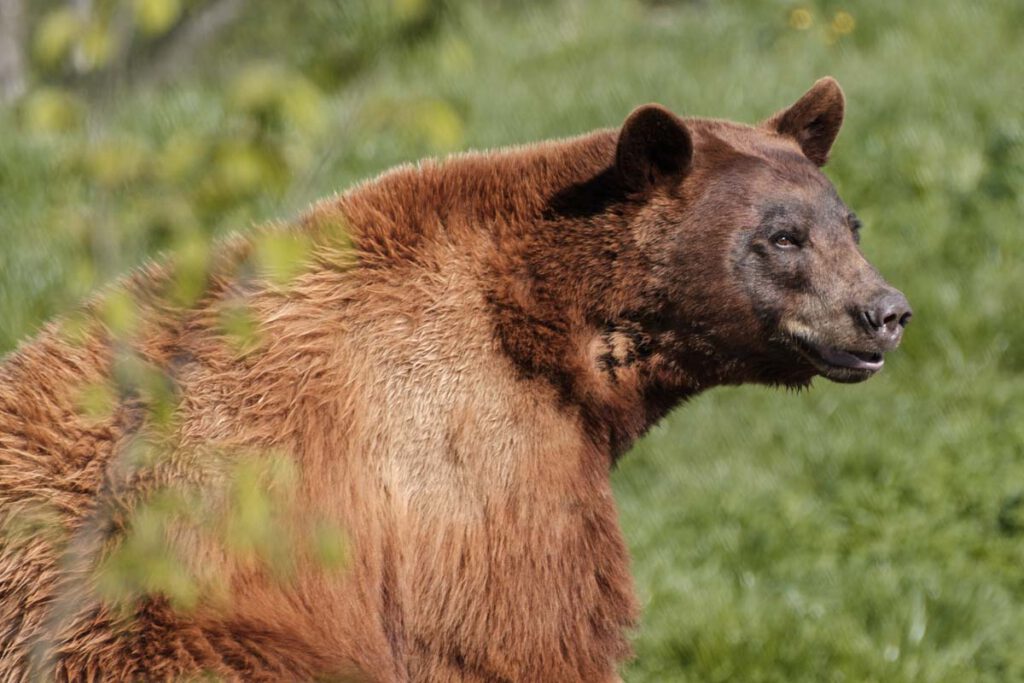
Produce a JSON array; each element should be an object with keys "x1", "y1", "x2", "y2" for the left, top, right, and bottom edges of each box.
[{"x1": 2, "y1": 0, "x2": 1022, "y2": 680}]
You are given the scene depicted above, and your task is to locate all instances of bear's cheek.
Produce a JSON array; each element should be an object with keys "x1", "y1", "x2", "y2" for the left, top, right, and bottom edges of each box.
[{"x1": 732, "y1": 248, "x2": 809, "y2": 324}]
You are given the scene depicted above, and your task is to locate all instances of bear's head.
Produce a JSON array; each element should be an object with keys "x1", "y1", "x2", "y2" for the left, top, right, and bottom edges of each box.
[{"x1": 615, "y1": 78, "x2": 910, "y2": 387}]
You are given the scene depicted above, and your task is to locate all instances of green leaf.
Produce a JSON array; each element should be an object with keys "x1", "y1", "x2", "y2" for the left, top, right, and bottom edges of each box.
[
  {"x1": 99, "y1": 290, "x2": 140, "y2": 339},
  {"x1": 132, "y1": 0, "x2": 182, "y2": 36},
  {"x1": 75, "y1": 380, "x2": 117, "y2": 423},
  {"x1": 20, "y1": 89, "x2": 83, "y2": 134},
  {"x1": 252, "y1": 231, "x2": 315, "y2": 286},
  {"x1": 33, "y1": 9, "x2": 81, "y2": 68},
  {"x1": 218, "y1": 301, "x2": 261, "y2": 356}
]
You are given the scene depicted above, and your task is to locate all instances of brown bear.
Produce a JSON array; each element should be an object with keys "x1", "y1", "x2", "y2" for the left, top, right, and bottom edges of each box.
[{"x1": 0, "y1": 77, "x2": 909, "y2": 681}]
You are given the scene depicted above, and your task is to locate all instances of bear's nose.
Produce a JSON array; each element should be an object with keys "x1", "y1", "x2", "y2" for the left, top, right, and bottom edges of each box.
[{"x1": 861, "y1": 290, "x2": 912, "y2": 346}]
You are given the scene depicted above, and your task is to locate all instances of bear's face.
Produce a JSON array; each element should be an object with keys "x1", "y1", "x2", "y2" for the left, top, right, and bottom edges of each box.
[
  {"x1": 728, "y1": 160, "x2": 910, "y2": 384},
  {"x1": 616, "y1": 79, "x2": 910, "y2": 386}
]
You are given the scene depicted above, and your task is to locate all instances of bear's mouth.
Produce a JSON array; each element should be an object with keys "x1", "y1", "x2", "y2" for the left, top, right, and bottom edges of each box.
[{"x1": 790, "y1": 335, "x2": 884, "y2": 383}]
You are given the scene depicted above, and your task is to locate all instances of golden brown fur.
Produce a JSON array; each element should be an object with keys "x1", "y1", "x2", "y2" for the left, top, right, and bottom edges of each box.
[
  {"x1": 0, "y1": 133, "x2": 642, "y2": 682},
  {"x1": 0, "y1": 79, "x2": 906, "y2": 681}
]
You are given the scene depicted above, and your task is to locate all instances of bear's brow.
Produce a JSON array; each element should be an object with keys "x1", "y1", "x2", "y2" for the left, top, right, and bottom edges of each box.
[
  {"x1": 760, "y1": 202, "x2": 802, "y2": 226},
  {"x1": 763, "y1": 147, "x2": 812, "y2": 167}
]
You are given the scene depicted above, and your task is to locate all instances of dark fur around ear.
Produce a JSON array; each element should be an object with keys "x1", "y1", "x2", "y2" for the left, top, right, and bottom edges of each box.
[
  {"x1": 765, "y1": 77, "x2": 845, "y2": 166},
  {"x1": 616, "y1": 104, "x2": 693, "y2": 192}
]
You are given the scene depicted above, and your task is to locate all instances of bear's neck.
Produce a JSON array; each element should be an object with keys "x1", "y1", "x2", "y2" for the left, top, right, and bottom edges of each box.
[{"x1": 339, "y1": 131, "x2": 716, "y2": 459}]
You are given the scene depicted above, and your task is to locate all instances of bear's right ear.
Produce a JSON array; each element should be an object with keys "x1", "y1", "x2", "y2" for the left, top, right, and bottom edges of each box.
[
  {"x1": 764, "y1": 77, "x2": 845, "y2": 166},
  {"x1": 616, "y1": 104, "x2": 693, "y2": 193}
]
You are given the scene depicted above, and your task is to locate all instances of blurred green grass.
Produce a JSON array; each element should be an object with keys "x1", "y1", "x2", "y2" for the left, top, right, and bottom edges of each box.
[{"x1": 1, "y1": 0, "x2": 1023, "y2": 680}]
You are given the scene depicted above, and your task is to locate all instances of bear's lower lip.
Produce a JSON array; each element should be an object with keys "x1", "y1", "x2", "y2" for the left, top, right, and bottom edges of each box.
[
  {"x1": 792, "y1": 336, "x2": 885, "y2": 374},
  {"x1": 815, "y1": 345, "x2": 884, "y2": 371}
]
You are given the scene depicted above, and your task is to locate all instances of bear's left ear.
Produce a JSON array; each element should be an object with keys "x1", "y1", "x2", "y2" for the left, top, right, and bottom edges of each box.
[
  {"x1": 616, "y1": 104, "x2": 693, "y2": 192},
  {"x1": 764, "y1": 77, "x2": 845, "y2": 166}
]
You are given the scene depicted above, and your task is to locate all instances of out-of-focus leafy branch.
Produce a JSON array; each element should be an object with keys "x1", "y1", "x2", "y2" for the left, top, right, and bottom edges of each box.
[
  {"x1": 19, "y1": 74, "x2": 342, "y2": 672},
  {"x1": 0, "y1": 0, "x2": 470, "y2": 673},
  {"x1": 32, "y1": 0, "x2": 245, "y2": 88}
]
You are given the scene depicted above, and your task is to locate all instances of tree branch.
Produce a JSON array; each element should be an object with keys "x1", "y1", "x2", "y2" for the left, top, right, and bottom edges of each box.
[
  {"x1": 135, "y1": 0, "x2": 246, "y2": 85},
  {"x1": 0, "y1": 0, "x2": 27, "y2": 104}
]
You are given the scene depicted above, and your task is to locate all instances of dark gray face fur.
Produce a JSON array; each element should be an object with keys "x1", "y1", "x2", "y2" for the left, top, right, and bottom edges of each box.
[
  {"x1": 736, "y1": 182, "x2": 911, "y2": 383},
  {"x1": 618, "y1": 79, "x2": 910, "y2": 388}
]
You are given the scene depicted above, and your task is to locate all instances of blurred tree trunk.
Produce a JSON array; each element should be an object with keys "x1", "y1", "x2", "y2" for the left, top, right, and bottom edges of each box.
[
  {"x1": 69, "y1": 0, "x2": 92, "y2": 74},
  {"x1": 0, "y1": 0, "x2": 26, "y2": 104},
  {"x1": 137, "y1": 0, "x2": 245, "y2": 84}
]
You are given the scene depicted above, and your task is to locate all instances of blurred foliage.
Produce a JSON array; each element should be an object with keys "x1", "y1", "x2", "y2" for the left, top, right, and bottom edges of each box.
[
  {"x1": 64, "y1": 318, "x2": 349, "y2": 620},
  {"x1": 96, "y1": 488, "x2": 205, "y2": 613},
  {"x1": 94, "y1": 448, "x2": 349, "y2": 615},
  {"x1": 251, "y1": 230, "x2": 316, "y2": 286},
  {"x1": 0, "y1": 0, "x2": 1022, "y2": 680}
]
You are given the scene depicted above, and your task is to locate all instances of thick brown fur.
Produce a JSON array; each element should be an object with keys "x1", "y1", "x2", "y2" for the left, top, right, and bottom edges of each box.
[{"x1": 0, "y1": 78, "x2": 908, "y2": 681}]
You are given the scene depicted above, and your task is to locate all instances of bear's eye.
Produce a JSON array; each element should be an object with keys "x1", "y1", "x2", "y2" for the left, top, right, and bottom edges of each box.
[
  {"x1": 771, "y1": 232, "x2": 800, "y2": 249},
  {"x1": 850, "y1": 215, "x2": 863, "y2": 243}
]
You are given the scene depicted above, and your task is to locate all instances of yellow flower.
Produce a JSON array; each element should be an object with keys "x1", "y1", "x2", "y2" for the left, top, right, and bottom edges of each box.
[
  {"x1": 789, "y1": 8, "x2": 813, "y2": 31},
  {"x1": 832, "y1": 10, "x2": 856, "y2": 34}
]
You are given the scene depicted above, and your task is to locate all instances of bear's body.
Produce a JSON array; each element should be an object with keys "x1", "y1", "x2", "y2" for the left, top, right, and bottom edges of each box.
[{"x1": 0, "y1": 79, "x2": 909, "y2": 681}]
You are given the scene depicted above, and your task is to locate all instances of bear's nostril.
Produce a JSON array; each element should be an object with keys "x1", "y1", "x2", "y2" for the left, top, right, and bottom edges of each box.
[
  {"x1": 861, "y1": 309, "x2": 878, "y2": 330},
  {"x1": 871, "y1": 291, "x2": 911, "y2": 336},
  {"x1": 861, "y1": 291, "x2": 911, "y2": 336}
]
